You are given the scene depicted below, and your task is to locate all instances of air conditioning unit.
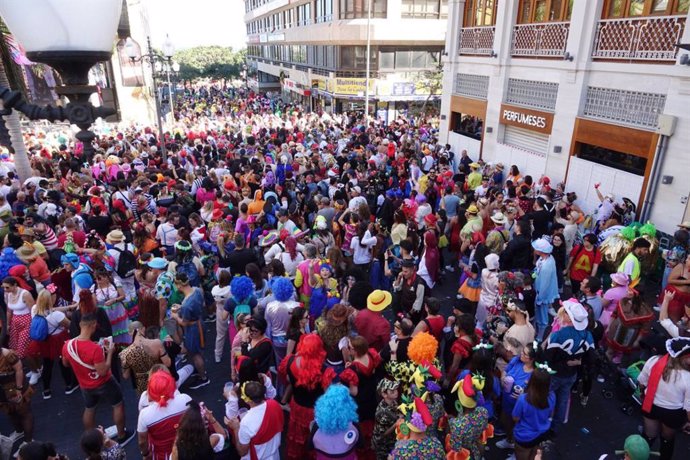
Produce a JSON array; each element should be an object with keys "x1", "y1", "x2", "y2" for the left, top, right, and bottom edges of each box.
[{"x1": 656, "y1": 114, "x2": 677, "y2": 136}]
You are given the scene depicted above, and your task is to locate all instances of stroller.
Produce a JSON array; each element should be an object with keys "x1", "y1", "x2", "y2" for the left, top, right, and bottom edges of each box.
[{"x1": 596, "y1": 347, "x2": 644, "y2": 416}]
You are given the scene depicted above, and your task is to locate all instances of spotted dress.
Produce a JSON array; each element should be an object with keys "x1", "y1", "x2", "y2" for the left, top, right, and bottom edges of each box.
[
  {"x1": 390, "y1": 435, "x2": 445, "y2": 460},
  {"x1": 119, "y1": 344, "x2": 159, "y2": 394},
  {"x1": 448, "y1": 406, "x2": 489, "y2": 460}
]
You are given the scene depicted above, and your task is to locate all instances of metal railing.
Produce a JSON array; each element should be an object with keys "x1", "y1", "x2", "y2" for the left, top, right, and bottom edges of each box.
[
  {"x1": 511, "y1": 21, "x2": 570, "y2": 57},
  {"x1": 583, "y1": 87, "x2": 666, "y2": 129},
  {"x1": 459, "y1": 26, "x2": 496, "y2": 56},
  {"x1": 453, "y1": 73, "x2": 490, "y2": 99},
  {"x1": 506, "y1": 78, "x2": 559, "y2": 112},
  {"x1": 592, "y1": 15, "x2": 686, "y2": 62}
]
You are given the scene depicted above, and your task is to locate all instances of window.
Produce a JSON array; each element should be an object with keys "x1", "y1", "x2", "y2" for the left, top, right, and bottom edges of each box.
[
  {"x1": 604, "y1": 0, "x2": 688, "y2": 17},
  {"x1": 517, "y1": 0, "x2": 573, "y2": 23},
  {"x1": 401, "y1": 0, "x2": 441, "y2": 19},
  {"x1": 339, "y1": 0, "x2": 387, "y2": 19},
  {"x1": 315, "y1": 0, "x2": 333, "y2": 22},
  {"x1": 339, "y1": 46, "x2": 378, "y2": 69},
  {"x1": 297, "y1": 3, "x2": 312, "y2": 26},
  {"x1": 451, "y1": 113, "x2": 484, "y2": 141},
  {"x1": 577, "y1": 144, "x2": 647, "y2": 176},
  {"x1": 464, "y1": 0, "x2": 499, "y2": 26},
  {"x1": 377, "y1": 47, "x2": 442, "y2": 70}
]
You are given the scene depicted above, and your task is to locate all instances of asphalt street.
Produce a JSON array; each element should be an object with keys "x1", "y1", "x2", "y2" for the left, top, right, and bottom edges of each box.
[{"x1": 3, "y1": 270, "x2": 689, "y2": 459}]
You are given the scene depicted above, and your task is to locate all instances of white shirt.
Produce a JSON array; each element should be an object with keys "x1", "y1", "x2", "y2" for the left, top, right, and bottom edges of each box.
[
  {"x1": 156, "y1": 222, "x2": 178, "y2": 247},
  {"x1": 238, "y1": 401, "x2": 282, "y2": 460},
  {"x1": 637, "y1": 355, "x2": 690, "y2": 411},
  {"x1": 30, "y1": 307, "x2": 66, "y2": 335},
  {"x1": 351, "y1": 231, "x2": 377, "y2": 265}
]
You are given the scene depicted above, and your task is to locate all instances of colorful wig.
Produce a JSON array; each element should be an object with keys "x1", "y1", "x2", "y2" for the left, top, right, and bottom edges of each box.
[
  {"x1": 0, "y1": 248, "x2": 22, "y2": 280},
  {"x1": 314, "y1": 384, "x2": 359, "y2": 435},
  {"x1": 272, "y1": 277, "x2": 295, "y2": 302},
  {"x1": 231, "y1": 275, "x2": 254, "y2": 302},
  {"x1": 408, "y1": 332, "x2": 438, "y2": 365},
  {"x1": 285, "y1": 333, "x2": 326, "y2": 390},
  {"x1": 148, "y1": 371, "x2": 176, "y2": 408}
]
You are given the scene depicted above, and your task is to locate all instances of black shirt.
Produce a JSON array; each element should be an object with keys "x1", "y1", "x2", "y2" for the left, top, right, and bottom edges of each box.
[
  {"x1": 523, "y1": 209, "x2": 551, "y2": 239},
  {"x1": 226, "y1": 248, "x2": 259, "y2": 276}
]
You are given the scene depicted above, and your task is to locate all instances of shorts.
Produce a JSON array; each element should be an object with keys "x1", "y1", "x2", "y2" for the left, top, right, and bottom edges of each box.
[
  {"x1": 81, "y1": 378, "x2": 124, "y2": 409},
  {"x1": 642, "y1": 404, "x2": 687, "y2": 430},
  {"x1": 515, "y1": 431, "x2": 549, "y2": 449}
]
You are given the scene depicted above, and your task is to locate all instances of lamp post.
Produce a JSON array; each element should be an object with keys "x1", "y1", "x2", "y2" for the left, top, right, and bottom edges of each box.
[
  {"x1": 364, "y1": 0, "x2": 372, "y2": 119},
  {"x1": 0, "y1": 0, "x2": 122, "y2": 175},
  {"x1": 125, "y1": 35, "x2": 174, "y2": 159},
  {"x1": 242, "y1": 63, "x2": 248, "y2": 88}
]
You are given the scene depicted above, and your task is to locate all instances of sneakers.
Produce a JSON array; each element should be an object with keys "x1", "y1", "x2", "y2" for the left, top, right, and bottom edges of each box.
[
  {"x1": 496, "y1": 438, "x2": 514, "y2": 449},
  {"x1": 596, "y1": 374, "x2": 605, "y2": 383},
  {"x1": 116, "y1": 429, "x2": 136, "y2": 447},
  {"x1": 580, "y1": 395, "x2": 589, "y2": 406},
  {"x1": 445, "y1": 265, "x2": 455, "y2": 272},
  {"x1": 42, "y1": 390, "x2": 52, "y2": 400},
  {"x1": 65, "y1": 384, "x2": 79, "y2": 395},
  {"x1": 27, "y1": 369, "x2": 41, "y2": 386},
  {"x1": 493, "y1": 427, "x2": 507, "y2": 437},
  {"x1": 188, "y1": 376, "x2": 211, "y2": 390},
  {"x1": 8, "y1": 431, "x2": 24, "y2": 442}
]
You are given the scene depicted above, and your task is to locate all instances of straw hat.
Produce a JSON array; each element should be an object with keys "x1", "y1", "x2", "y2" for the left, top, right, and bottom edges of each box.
[
  {"x1": 17, "y1": 244, "x2": 39, "y2": 261},
  {"x1": 106, "y1": 230, "x2": 125, "y2": 244},
  {"x1": 466, "y1": 205, "x2": 479, "y2": 215},
  {"x1": 490, "y1": 212, "x2": 507, "y2": 225},
  {"x1": 367, "y1": 290, "x2": 392, "y2": 312}
]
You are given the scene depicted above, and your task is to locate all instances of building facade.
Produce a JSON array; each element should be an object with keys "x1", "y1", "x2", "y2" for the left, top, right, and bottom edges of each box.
[
  {"x1": 439, "y1": 0, "x2": 690, "y2": 236},
  {"x1": 244, "y1": 0, "x2": 448, "y2": 121}
]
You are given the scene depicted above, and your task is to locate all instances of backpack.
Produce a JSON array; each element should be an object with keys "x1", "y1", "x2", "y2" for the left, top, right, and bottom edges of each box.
[
  {"x1": 233, "y1": 297, "x2": 252, "y2": 326},
  {"x1": 112, "y1": 247, "x2": 137, "y2": 279},
  {"x1": 29, "y1": 315, "x2": 51, "y2": 341},
  {"x1": 176, "y1": 260, "x2": 201, "y2": 287}
]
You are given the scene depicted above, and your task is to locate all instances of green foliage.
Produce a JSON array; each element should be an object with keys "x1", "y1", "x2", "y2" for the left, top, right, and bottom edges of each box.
[{"x1": 174, "y1": 46, "x2": 246, "y2": 81}]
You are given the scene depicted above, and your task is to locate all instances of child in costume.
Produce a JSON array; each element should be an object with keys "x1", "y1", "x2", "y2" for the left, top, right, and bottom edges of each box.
[
  {"x1": 447, "y1": 372, "x2": 494, "y2": 460},
  {"x1": 372, "y1": 378, "x2": 401, "y2": 460},
  {"x1": 390, "y1": 398, "x2": 445, "y2": 460}
]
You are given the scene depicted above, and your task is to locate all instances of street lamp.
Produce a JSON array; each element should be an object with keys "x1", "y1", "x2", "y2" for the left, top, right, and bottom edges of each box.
[
  {"x1": 0, "y1": 0, "x2": 122, "y2": 174},
  {"x1": 125, "y1": 35, "x2": 175, "y2": 159},
  {"x1": 242, "y1": 64, "x2": 248, "y2": 88}
]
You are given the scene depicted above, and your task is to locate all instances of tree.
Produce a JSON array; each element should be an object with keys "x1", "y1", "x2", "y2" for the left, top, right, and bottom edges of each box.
[
  {"x1": 413, "y1": 63, "x2": 443, "y2": 116},
  {"x1": 174, "y1": 46, "x2": 246, "y2": 81},
  {"x1": 0, "y1": 22, "x2": 33, "y2": 180}
]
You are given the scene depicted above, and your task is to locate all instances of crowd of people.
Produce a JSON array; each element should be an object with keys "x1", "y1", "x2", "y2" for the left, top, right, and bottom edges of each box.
[{"x1": 0, "y1": 83, "x2": 688, "y2": 460}]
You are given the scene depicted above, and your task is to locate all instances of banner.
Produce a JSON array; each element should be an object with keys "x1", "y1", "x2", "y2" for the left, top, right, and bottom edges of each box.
[{"x1": 331, "y1": 78, "x2": 374, "y2": 96}]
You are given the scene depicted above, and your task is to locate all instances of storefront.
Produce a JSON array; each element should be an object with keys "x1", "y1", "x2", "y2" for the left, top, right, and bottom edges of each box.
[
  {"x1": 566, "y1": 117, "x2": 659, "y2": 215},
  {"x1": 282, "y1": 78, "x2": 311, "y2": 107},
  {"x1": 448, "y1": 95, "x2": 487, "y2": 163},
  {"x1": 494, "y1": 103, "x2": 554, "y2": 177}
]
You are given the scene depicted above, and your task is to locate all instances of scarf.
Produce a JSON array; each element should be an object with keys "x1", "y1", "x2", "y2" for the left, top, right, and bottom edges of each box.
[{"x1": 642, "y1": 354, "x2": 669, "y2": 413}]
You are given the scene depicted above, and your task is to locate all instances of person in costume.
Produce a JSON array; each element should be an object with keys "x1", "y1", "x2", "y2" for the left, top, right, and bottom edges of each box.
[
  {"x1": 389, "y1": 397, "x2": 445, "y2": 460},
  {"x1": 512, "y1": 366, "x2": 556, "y2": 460},
  {"x1": 617, "y1": 238, "x2": 651, "y2": 289},
  {"x1": 264, "y1": 276, "x2": 300, "y2": 371},
  {"x1": 372, "y1": 378, "x2": 401, "y2": 460},
  {"x1": 447, "y1": 372, "x2": 493, "y2": 460},
  {"x1": 531, "y1": 238, "x2": 559, "y2": 340},
  {"x1": 340, "y1": 335, "x2": 383, "y2": 460},
  {"x1": 279, "y1": 333, "x2": 336, "y2": 460},
  {"x1": 311, "y1": 383, "x2": 360, "y2": 460},
  {"x1": 637, "y1": 337, "x2": 690, "y2": 460},
  {"x1": 308, "y1": 260, "x2": 339, "y2": 323}
]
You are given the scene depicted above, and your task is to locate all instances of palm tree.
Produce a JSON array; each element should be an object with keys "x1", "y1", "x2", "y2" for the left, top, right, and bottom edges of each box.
[{"x1": 0, "y1": 21, "x2": 32, "y2": 180}]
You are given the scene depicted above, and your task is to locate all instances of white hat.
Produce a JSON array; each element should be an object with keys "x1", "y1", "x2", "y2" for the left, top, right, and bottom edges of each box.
[
  {"x1": 352, "y1": 186, "x2": 362, "y2": 194},
  {"x1": 532, "y1": 238, "x2": 553, "y2": 254},
  {"x1": 485, "y1": 253, "x2": 500, "y2": 270},
  {"x1": 563, "y1": 299, "x2": 589, "y2": 331},
  {"x1": 490, "y1": 212, "x2": 507, "y2": 225}
]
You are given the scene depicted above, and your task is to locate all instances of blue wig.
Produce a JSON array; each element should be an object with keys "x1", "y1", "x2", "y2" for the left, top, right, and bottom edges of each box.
[
  {"x1": 0, "y1": 248, "x2": 23, "y2": 280},
  {"x1": 314, "y1": 384, "x2": 359, "y2": 435},
  {"x1": 231, "y1": 275, "x2": 254, "y2": 302},
  {"x1": 272, "y1": 277, "x2": 294, "y2": 302}
]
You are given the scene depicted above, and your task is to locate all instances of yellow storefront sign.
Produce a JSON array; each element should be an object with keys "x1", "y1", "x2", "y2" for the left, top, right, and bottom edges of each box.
[{"x1": 329, "y1": 78, "x2": 375, "y2": 96}]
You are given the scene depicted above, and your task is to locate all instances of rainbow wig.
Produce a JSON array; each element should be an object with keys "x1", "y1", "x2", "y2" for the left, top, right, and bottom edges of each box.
[
  {"x1": 314, "y1": 384, "x2": 359, "y2": 434},
  {"x1": 272, "y1": 277, "x2": 295, "y2": 302},
  {"x1": 231, "y1": 275, "x2": 254, "y2": 302},
  {"x1": 408, "y1": 332, "x2": 438, "y2": 365}
]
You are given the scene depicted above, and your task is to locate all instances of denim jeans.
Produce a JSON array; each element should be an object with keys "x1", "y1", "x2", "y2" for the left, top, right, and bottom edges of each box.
[{"x1": 550, "y1": 373, "x2": 578, "y2": 434}]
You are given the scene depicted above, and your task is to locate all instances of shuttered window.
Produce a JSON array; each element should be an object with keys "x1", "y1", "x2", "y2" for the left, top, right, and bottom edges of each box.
[{"x1": 503, "y1": 125, "x2": 549, "y2": 154}]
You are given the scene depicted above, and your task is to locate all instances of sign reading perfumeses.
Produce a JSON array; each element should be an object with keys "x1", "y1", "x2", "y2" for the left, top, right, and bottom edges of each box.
[{"x1": 499, "y1": 104, "x2": 554, "y2": 134}]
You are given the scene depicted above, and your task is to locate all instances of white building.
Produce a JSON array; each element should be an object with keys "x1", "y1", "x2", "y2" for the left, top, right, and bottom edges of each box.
[
  {"x1": 439, "y1": 0, "x2": 690, "y2": 236},
  {"x1": 244, "y1": 0, "x2": 448, "y2": 120}
]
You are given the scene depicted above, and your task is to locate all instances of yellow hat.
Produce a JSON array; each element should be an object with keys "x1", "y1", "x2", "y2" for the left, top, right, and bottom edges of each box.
[
  {"x1": 466, "y1": 205, "x2": 479, "y2": 215},
  {"x1": 367, "y1": 290, "x2": 392, "y2": 312},
  {"x1": 469, "y1": 162, "x2": 480, "y2": 169}
]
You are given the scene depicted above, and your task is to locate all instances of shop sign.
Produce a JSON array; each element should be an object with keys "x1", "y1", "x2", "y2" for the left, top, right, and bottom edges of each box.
[
  {"x1": 332, "y1": 78, "x2": 374, "y2": 96},
  {"x1": 377, "y1": 80, "x2": 435, "y2": 97},
  {"x1": 392, "y1": 82, "x2": 416, "y2": 96},
  {"x1": 267, "y1": 33, "x2": 285, "y2": 42},
  {"x1": 499, "y1": 104, "x2": 553, "y2": 134},
  {"x1": 247, "y1": 35, "x2": 260, "y2": 44},
  {"x1": 259, "y1": 34, "x2": 268, "y2": 43}
]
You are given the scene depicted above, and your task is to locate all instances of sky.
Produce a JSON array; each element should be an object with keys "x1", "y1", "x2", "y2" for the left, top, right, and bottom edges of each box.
[{"x1": 144, "y1": 0, "x2": 247, "y2": 51}]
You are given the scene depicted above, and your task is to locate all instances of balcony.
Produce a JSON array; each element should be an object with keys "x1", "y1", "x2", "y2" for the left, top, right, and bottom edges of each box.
[
  {"x1": 511, "y1": 22, "x2": 570, "y2": 58},
  {"x1": 459, "y1": 26, "x2": 496, "y2": 56},
  {"x1": 592, "y1": 15, "x2": 686, "y2": 62}
]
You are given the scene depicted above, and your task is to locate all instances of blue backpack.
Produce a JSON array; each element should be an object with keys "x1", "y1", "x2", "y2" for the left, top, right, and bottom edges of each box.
[
  {"x1": 29, "y1": 315, "x2": 50, "y2": 341},
  {"x1": 176, "y1": 261, "x2": 201, "y2": 287}
]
